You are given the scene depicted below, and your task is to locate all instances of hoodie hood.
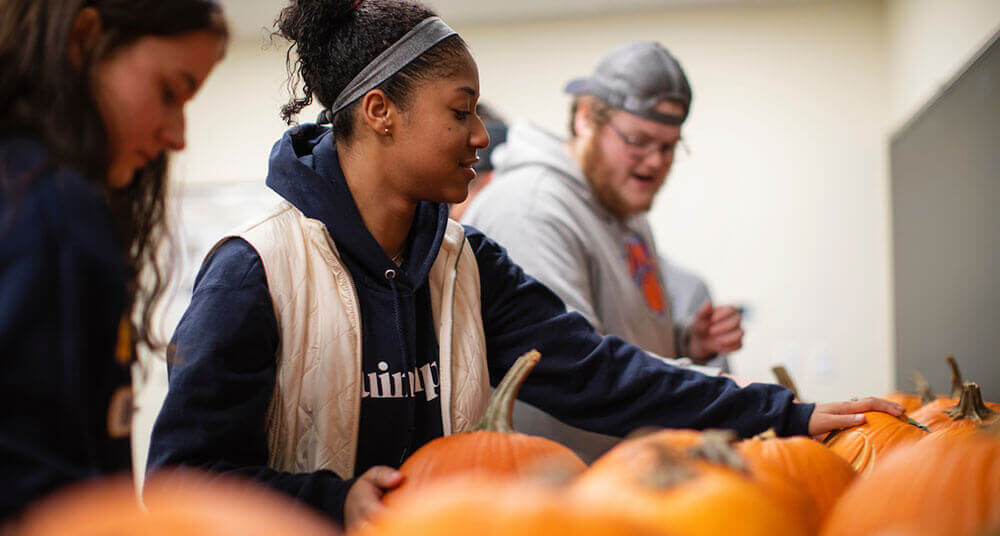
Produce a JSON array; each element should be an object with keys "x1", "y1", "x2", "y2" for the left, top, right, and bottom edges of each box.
[
  {"x1": 265, "y1": 124, "x2": 449, "y2": 290},
  {"x1": 491, "y1": 120, "x2": 621, "y2": 224},
  {"x1": 492, "y1": 121, "x2": 586, "y2": 187}
]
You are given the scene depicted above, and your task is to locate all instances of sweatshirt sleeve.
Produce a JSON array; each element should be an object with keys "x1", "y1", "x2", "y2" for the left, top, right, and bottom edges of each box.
[
  {"x1": 465, "y1": 227, "x2": 814, "y2": 438},
  {"x1": 147, "y1": 238, "x2": 354, "y2": 525}
]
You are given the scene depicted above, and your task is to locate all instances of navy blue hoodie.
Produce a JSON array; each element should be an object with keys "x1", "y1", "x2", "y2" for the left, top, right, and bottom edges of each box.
[
  {"x1": 148, "y1": 125, "x2": 814, "y2": 525},
  {"x1": 0, "y1": 137, "x2": 131, "y2": 520}
]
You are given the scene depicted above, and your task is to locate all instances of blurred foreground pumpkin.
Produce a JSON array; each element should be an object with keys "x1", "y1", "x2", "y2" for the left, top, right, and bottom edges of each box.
[
  {"x1": 737, "y1": 431, "x2": 855, "y2": 527},
  {"x1": 360, "y1": 476, "x2": 659, "y2": 536},
  {"x1": 384, "y1": 351, "x2": 585, "y2": 504},
  {"x1": 823, "y1": 411, "x2": 927, "y2": 473},
  {"x1": 572, "y1": 429, "x2": 810, "y2": 536},
  {"x1": 821, "y1": 421, "x2": 1000, "y2": 536},
  {"x1": 14, "y1": 470, "x2": 339, "y2": 536}
]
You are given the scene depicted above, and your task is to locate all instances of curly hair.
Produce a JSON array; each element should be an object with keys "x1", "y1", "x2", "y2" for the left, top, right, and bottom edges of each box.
[{"x1": 274, "y1": 0, "x2": 469, "y2": 142}]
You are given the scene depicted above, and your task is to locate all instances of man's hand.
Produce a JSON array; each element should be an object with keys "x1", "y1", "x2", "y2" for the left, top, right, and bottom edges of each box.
[
  {"x1": 344, "y1": 466, "x2": 403, "y2": 530},
  {"x1": 688, "y1": 300, "x2": 743, "y2": 360},
  {"x1": 807, "y1": 397, "x2": 906, "y2": 436}
]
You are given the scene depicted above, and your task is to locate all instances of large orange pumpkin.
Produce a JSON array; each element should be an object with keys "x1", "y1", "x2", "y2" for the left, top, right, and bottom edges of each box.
[
  {"x1": 821, "y1": 423, "x2": 1000, "y2": 536},
  {"x1": 909, "y1": 382, "x2": 999, "y2": 432},
  {"x1": 737, "y1": 432, "x2": 855, "y2": 525},
  {"x1": 14, "y1": 470, "x2": 339, "y2": 536},
  {"x1": 573, "y1": 429, "x2": 810, "y2": 536},
  {"x1": 385, "y1": 351, "x2": 585, "y2": 504},
  {"x1": 823, "y1": 411, "x2": 928, "y2": 473},
  {"x1": 361, "y1": 476, "x2": 661, "y2": 536}
]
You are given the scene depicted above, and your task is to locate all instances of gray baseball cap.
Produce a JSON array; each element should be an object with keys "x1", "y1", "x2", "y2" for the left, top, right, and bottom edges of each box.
[{"x1": 565, "y1": 41, "x2": 692, "y2": 126}]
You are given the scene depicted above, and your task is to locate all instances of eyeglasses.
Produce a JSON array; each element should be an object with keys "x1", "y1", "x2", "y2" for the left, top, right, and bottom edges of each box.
[{"x1": 607, "y1": 122, "x2": 690, "y2": 161}]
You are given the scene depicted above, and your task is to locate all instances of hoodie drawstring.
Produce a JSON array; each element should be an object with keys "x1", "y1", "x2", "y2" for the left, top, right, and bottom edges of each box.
[
  {"x1": 384, "y1": 269, "x2": 411, "y2": 367},
  {"x1": 385, "y1": 268, "x2": 417, "y2": 463}
]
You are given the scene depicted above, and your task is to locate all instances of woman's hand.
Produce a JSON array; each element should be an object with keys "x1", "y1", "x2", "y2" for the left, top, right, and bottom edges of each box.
[
  {"x1": 807, "y1": 397, "x2": 906, "y2": 436},
  {"x1": 344, "y1": 466, "x2": 403, "y2": 530}
]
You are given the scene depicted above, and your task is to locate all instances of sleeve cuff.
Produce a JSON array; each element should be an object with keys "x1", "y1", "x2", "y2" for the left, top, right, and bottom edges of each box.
[{"x1": 782, "y1": 402, "x2": 816, "y2": 437}]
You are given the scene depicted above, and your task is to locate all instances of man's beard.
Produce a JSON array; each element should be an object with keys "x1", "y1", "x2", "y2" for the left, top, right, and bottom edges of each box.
[{"x1": 578, "y1": 132, "x2": 631, "y2": 218}]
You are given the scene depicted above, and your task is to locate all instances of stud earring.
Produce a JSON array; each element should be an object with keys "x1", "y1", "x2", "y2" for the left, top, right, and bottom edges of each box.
[{"x1": 384, "y1": 128, "x2": 390, "y2": 135}]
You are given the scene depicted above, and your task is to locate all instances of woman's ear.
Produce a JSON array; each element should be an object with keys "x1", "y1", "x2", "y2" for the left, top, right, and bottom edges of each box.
[
  {"x1": 359, "y1": 89, "x2": 396, "y2": 137},
  {"x1": 67, "y1": 7, "x2": 102, "y2": 68}
]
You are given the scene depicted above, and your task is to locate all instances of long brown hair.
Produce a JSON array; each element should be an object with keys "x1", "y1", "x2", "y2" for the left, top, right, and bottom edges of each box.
[{"x1": 0, "y1": 0, "x2": 228, "y2": 360}]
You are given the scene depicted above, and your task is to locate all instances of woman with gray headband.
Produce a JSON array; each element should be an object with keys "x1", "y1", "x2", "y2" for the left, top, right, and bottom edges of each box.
[{"x1": 147, "y1": 0, "x2": 899, "y2": 529}]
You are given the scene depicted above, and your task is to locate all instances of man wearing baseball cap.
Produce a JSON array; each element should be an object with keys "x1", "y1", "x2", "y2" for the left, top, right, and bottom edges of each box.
[{"x1": 463, "y1": 41, "x2": 744, "y2": 461}]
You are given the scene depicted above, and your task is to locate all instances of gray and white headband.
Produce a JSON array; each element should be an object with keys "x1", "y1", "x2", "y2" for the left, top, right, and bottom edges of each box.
[{"x1": 318, "y1": 16, "x2": 457, "y2": 124}]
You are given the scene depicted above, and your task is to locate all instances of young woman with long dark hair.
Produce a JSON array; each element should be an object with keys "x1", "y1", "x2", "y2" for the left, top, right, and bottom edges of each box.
[
  {"x1": 0, "y1": 0, "x2": 227, "y2": 519},
  {"x1": 148, "y1": 0, "x2": 902, "y2": 529}
]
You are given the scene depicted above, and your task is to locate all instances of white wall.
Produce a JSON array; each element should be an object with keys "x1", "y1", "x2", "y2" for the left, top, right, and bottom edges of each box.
[
  {"x1": 168, "y1": 39, "x2": 324, "y2": 184},
  {"x1": 887, "y1": 0, "x2": 1000, "y2": 130}
]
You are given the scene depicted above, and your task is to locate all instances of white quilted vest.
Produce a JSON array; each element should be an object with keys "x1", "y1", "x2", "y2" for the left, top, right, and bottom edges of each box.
[{"x1": 221, "y1": 201, "x2": 490, "y2": 479}]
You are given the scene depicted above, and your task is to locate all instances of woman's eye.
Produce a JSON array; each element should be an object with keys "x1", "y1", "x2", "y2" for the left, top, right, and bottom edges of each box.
[{"x1": 453, "y1": 110, "x2": 470, "y2": 120}]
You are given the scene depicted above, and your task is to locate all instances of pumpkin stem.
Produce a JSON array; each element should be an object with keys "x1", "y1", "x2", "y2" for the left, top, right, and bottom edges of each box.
[
  {"x1": 638, "y1": 431, "x2": 747, "y2": 490},
  {"x1": 946, "y1": 354, "x2": 963, "y2": 399},
  {"x1": 470, "y1": 350, "x2": 541, "y2": 433},
  {"x1": 906, "y1": 416, "x2": 931, "y2": 432},
  {"x1": 686, "y1": 430, "x2": 748, "y2": 473},
  {"x1": 640, "y1": 445, "x2": 697, "y2": 490},
  {"x1": 910, "y1": 371, "x2": 935, "y2": 405},
  {"x1": 771, "y1": 365, "x2": 801, "y2": 401},
  {"x1": 944, "y1": 382, "x2": 998, "y2": 424}
]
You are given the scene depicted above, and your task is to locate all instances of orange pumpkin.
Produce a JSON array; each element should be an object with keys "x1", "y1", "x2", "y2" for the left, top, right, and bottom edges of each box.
[
  {"x1": 884, "y1": 392, "x2": 921, "y2": 414},
  {"x1": 920, "y1": 424, "x2": 985, "y2": 445},
  {"x1": 823, "y1": 411, "x2": 928, "y2": 473},
  {"x1": 573, "y1": 429, "x2": 811, "y2": 536},
  {"x1": 910, "y1": 382, "x2": 999, "y2": 432},
  {"x1": 821, "y1": 423, "x2": 1000, "y2": 536},
  {"x1": 737, "y1": 432, "x2": 855, "y2": 525},
  {"x1": 385, "y1": 351, "x2": 585, "y2": 504},
  {"x1": 14, "y1": 470, "x2": 339, "y2": 536},
  {"x1": 362, "y1": 476, "x2": 661, "y2": 536}
]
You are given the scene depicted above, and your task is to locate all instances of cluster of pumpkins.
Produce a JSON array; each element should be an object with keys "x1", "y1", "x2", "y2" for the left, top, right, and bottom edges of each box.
[{"x1": 11, "y1": 352, "x2": 1000, "y2": 536}]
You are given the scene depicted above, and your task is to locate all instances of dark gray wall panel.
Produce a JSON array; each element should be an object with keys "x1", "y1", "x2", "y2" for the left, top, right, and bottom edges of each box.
[{"x1": 891, "y1": 30, "x2": 1000, "y2": 401}]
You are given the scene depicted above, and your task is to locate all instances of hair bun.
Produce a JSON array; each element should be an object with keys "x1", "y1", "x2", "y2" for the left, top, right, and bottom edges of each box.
[{"x1": 275, "y1": 0, "x2": 358, "y2": 43}]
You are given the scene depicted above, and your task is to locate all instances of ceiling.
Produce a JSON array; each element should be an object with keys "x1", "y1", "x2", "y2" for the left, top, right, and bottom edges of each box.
[{"x1": 219, "y1": 0, "x2": 815, "y2": 39}]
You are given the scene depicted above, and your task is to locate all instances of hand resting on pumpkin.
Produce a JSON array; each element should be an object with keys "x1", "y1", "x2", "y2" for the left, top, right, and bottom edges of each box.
[{"x1": 807, "y1": 397, "x2": 905, "y2": 436}]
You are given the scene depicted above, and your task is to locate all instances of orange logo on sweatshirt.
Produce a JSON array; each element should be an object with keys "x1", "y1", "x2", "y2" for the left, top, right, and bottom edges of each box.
[{"x1": 624, "y1": 234, "x2": 666, "y2": 315}]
